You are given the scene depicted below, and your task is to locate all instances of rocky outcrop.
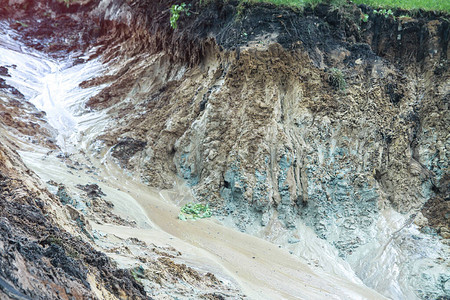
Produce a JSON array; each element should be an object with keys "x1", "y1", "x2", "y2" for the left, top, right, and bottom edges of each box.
[{"x1": 86, "y1": 0, "x2": 448, "y2": 234}]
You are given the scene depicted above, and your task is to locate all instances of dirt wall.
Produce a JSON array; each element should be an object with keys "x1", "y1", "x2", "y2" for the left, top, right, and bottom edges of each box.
[{"x1": 77, "y1": 1, "x2": 449, "y2": 298}]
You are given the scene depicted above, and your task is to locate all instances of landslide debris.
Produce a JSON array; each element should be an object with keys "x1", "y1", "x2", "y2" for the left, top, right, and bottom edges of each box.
[{"x1": 0, "y1": 139, "x2": 148, "y2": 299}]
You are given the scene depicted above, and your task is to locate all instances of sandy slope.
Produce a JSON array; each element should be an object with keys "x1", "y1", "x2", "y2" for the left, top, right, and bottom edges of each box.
[{"x1": 18, "y1": 144, "x2": 386, "y2": 300}]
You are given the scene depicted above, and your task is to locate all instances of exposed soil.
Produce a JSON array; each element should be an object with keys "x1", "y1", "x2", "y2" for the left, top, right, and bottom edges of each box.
[
  {"x1": 83, "y1": 0, "x2": 449, "y2": 235},
  {"x1": 422, "y1": 173, "x2": 450, "y2": 238},
  {"x1": 0, "y1": 0, "x2": 448, "y2": 299},
  {"x1": 0, "y1": 88, "x2": 57, "y2": 148},
  {"x1": 0, "y1": 0, "x2": 102, "y2": 56},
  {"x1": 88, "y1": 0, "x2": 449, "y2": 65},
  {"x1": 91, "y1": 228, "x2": 246, "y2": 299},
  {"x1": 71, "y1": 1, "x2": 448, "y2": 297},
  {"x1": 0, "y1": 138, "x2": 147, "y2": 299},
  {"x1": 110, "y1": 137, "x2": 147, "y2": 168}
]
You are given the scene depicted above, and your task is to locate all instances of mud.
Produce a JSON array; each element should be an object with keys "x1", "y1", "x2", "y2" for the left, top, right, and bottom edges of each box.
[{"x1": 91, "y1": 228, "x2": 246, "y2": 299}]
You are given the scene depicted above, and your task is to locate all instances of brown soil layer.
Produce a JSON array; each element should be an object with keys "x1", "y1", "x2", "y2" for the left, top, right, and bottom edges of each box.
[
  {"x1": 0, "y1": 0, "x2": 102, "y2": 56},
  {"x1": 422, "y1": 173, "x2": 450, "y2": 238},
  {"x1": 80, "y1": 0, "x2": 449, "y2": 238},
  {"x1": 0, "y1": 88, "x2": 57, "y2": 149}
]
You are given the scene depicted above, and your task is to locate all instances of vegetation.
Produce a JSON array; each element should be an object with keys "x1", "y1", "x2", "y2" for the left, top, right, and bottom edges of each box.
[
  {"x1": 328, "y1": 68, "x2": 346, "y2": 91},
  {"x1": 170, "y1": 3, "x2": 191, "y2": 29},
  {"x1": 172, "y1": 0, "x2": 448, "y2": 29},
  {"x1": 239, "y1": 0, "x2": 450, "y2": 12},
  {"x1": 373, "y1": 8, "x2": 394, "y2": 18},
  {"x1": 15, "y1": 21, "x2": 28, "y2": 28},
  {"x1": 352, "y1": 0, "x2": 449, "y2": 12},
  {"x1": 61, "y1": 0, "x2": 72, "y2": 8},
  {"x1": 178, "y1": 202, "x2": 212, "y2": 220},
  {"x1": 361, "y1": 12, "x2": 369, "y2": 22}
]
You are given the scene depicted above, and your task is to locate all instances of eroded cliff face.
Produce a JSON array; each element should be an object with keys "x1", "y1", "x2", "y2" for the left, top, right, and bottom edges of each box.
[
  {"x1": 0, "y1": 0, "x2": 449, "y2": 299},
  {"x1": 86, "y1": 0, "x2": 449, "y2": 230},
  {"x1": 72, "y1": 1, "x2": 449, "y2": 298}
]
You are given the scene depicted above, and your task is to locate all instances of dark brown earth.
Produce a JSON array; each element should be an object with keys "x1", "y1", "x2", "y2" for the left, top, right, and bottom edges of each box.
[
  {"x1": 422, "y1": 173, "x2": 450, "y2": 238},
  {"x1": 0, "y1": 0, "x2": 102, "y2": 56}
]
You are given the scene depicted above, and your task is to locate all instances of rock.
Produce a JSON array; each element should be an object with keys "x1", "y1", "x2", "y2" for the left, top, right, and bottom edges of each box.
[
  {"x1": 76, "y1": 183, "x2": 106, "y2": 198},
  {"x1": 57, "y1": 184, "x2": 73, "y2": 205},
  {"x1": 110, "y1": 137, "x2": 147, "y2": 168}
]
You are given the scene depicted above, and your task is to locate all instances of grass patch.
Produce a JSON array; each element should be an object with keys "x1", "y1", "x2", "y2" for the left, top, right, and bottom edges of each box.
[
  {"x1": 352, "y1": 0, "x2": 450, "y2": 12},
  {"x1": 239, "y1": 0, "x2": 319, "y2": 8},
  {"x1": 239, "y1": 0, "x2": 450, "y2": 12},
  {"x1": 178, "y1": 203, "x2": 212, "y2": 220}
]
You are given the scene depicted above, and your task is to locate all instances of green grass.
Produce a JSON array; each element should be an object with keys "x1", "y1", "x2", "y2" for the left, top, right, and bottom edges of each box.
[
  {"x1": 352, "y1": 0, "x2": 449, "y2": 12},
  {"x1": 241, "y1": 0, "x2": 450, "y2": 12},
  {"x1": 328, "y1": 68, "x2": 347, "y2": 91}
]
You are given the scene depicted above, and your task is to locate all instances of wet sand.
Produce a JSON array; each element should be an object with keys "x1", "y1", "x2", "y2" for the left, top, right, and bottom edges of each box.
[{"x1": 20, "y1": 147, "x2": 386, "y2": 300}]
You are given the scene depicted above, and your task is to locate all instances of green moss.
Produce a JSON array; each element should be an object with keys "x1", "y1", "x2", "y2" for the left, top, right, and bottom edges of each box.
[
  {"x1": 46, "y1": 235, "x2": 63, "y2": 246},
  {"x1": 178, "y1": 203, "x2": 212, "y2": 220}
]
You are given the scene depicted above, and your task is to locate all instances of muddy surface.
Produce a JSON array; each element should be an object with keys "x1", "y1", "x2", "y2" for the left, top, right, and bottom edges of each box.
[{"x1": 0, "y1": 138, "x2": 147, "y2": 299}]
